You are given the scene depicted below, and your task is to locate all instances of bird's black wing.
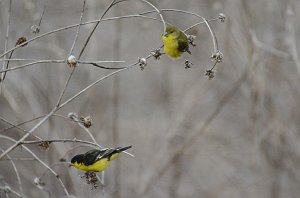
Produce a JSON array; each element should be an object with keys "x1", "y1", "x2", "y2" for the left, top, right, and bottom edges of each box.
[
  {"x1": 178, "y1": 32, "x2": 190, "y2": 54},
  {"x1": 83, "y1": 149, "x2": 107, "y2": 166}
]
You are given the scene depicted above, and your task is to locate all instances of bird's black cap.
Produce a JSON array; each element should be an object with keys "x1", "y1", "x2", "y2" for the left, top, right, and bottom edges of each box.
[{"x1": 71, "y1": 154, "x2": 84, "y2": 164}]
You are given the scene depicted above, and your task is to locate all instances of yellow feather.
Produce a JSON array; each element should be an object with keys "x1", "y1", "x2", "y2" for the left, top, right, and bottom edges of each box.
[{"x1": 162, "y1": 34, "x2": 183, "y2": 58}]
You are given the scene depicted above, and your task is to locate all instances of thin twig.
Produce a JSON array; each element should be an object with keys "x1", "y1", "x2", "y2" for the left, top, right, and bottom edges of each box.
[
  {"x1": 21, "y1": 138, "x2": 101, "y2": 148},
  {"x1": 78, "y1": 60, "x2": 125, "y2": 63},
  {"x1": 0, "y1": 60, "x2": 65, "y2": 74},
  {"x1": 204, "y1": 19, "x2": 218, "y2": 52},
  {"x1": 82, "y1": 62, "x2": 126, "y2": 70},
  {"x1": 69, "y1": 0, "x2": 86, "y2": 56},
  {"x1": 2, "y1": 45, "x2": 14, "y2": 82},
  {"x1": 0, "y1": 59, "x2": 124, "y2": 63},
  {"x1": 36, "y1": 1, "x2": 45, "y2": 27},
  {"x1": 0, "y1": 157, "x2": 37, "y2": 161},
  {"x1": 0, "y1": 58, "x2": 63, "y2": 62}
]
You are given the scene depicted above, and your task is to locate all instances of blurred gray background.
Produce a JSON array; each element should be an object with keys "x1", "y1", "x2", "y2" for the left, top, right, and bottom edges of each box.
[{"x1": 1, "y1": 0, "x2": 300, "y2": 197}]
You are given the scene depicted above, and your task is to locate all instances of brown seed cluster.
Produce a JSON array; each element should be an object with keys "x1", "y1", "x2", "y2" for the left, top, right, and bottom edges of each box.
[
  {"x1": 38, "y1": 141, "x2": 51, "y2": 151},
  {"x1": 15, "y1": 37, "x2": 28, "y2": 47},
  {"x1": 80, "y1": 116, "x2": 93, "y2": 128},
  {"x1": 81, "y1": 171, "x2": 99, "y2": 189}
]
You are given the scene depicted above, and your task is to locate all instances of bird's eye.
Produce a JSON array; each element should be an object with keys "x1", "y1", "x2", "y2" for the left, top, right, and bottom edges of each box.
[{"x1": 170, "y1": 31, "x2": 174, "y2": 33}]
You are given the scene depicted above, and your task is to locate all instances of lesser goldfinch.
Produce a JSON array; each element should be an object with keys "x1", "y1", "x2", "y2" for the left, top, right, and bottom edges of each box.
[
  {"x1": 162, "y1": 26, "x2": 191, "y2": 58},
  {"x1": 71, "y1": 146, "x2": 132, "y2": 172}
]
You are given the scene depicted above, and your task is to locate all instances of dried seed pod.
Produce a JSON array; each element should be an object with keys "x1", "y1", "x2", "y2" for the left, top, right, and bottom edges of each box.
[
  {"x1": 138, "y1": 57, "x2": 147, "y2": 71},
  {"x1": 151, "y1": 49, "x2": 162, "y2": 60},
  {"x1": 15, "y1": 37, "x2": 28, "y2": 47},
  {"x1": 67, "y1": 55, "x2": 78, "y2": 68},
  {"x1": 38, "y1": 141, "x2": 51, "y2": 151},
  {"x1": 80, "y1": 116, "x2": 92, "y2": 128}
]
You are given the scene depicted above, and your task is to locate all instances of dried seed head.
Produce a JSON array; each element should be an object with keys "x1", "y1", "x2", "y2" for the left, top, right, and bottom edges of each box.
[
  {"x1": 80, "y1": 116, "x2": 92, "y2": 128},
  {"x1": 151, "y1": 49, "x2": 162, "y2": 60},
  {"x1": 38, "y1": 141, "x2": 51, "y2": 151},
  {"x1": 15, "y1": 37, "x2": 28, "y2": 47},
  {"x1": 34, "y1": 177, "x2": 41, "y2": 185},
  {"x1": 184, "y1": 60, "x2": 193, "y2": 69},
  {"x1": 34, "y1": 177, "x2": 45, "y2": 190},
  {"x1": 138, "y1": 57, "x2": 147, "y2": 71},
  {"x1": 31, "y1": 25, "x2": 40, "y2": 34},
  {"x1": 218, "y1": 13, "x2": 226, "y2": 22},
  {"x1": 82, "y1": 171, "x2": 98, "y2": 189},
  {"x1": 67, "y1": 55, "x2": 78, "y2": 68},
  {"x1": 211, "y1": 51, "x2": 223, "y2": 63},
  {"x1": 187, "y1": 35, "x2": 197, "y2": 47},
  {"x1": 205, "y1": 69, "x2": 215, "y2": 80},
  {"x1": 68, "y1": 112, "x2": 93, "y2": 128}
]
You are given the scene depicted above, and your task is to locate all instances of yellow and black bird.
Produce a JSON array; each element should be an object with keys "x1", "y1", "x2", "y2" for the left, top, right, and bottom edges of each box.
[
  {"x1": 71, "y1": 146, "x2": 132, "y2": 172},
  {"x1": 162, "y1": 26, "x2": 191, "y2": 58}
]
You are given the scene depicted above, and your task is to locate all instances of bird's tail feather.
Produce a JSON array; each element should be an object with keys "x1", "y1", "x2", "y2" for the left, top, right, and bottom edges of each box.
[{"x1": 117, "y1": 145, "x2": 132, "y2": 153}]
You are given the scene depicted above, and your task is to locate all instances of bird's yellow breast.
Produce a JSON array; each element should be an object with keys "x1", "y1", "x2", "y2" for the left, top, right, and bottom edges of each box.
[
  {"x1": 162, "y1": 34, "x2": 182, "y2": 58},
  {"x1": 73, "y1": 153, "x2": 120, "y2": 172}
]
